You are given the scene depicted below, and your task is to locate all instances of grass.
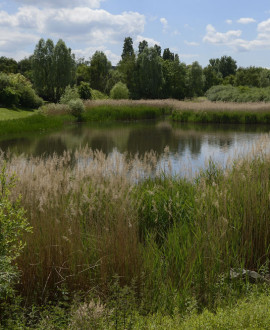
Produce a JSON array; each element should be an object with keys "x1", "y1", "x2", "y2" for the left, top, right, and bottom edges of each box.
[
  {"x1": 172, "y1": 109, "x2": 270, "y2": 124},
  {"x1": 83, "y1": 104, "x2": 169, "y2": 121},
  {"x1": 0, "y1": 107, "x2": 36, "y2": 121},
  {"x1": 1, "y1": 135, "x2": 270, "y2": 326},
  {"x1": 0, "y1": 113, "x2": 74, "y2": 136}
]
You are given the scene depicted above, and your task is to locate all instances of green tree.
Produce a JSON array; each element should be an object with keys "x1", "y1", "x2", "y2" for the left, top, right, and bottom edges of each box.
[
  {"x1": 0, "y1": 57, "x2": 18, "y2": 74},
  {"x1": 118, "y1": 37, "x2": 136, "y2": 97},
  {"x1": 54, "y1": 39, "x2": 76, "y2": 101},
  {"x1": 89, "y1": 51, "x2": 111, "y2": 93},
  {"x1": 186, "y1": 61, "x2": 204, "y2": 97},
  {"x1": 138, "y1": 40, "x2": 148, "y2": 54},
  {"x1": 209, "y1": 56, "x2": 237, "y2": 78},
  {"x1": 162, "y1": 48, "x2": 174, "y2": 61},
  {"x1": 136, "y1": 47, "x2": 163, "y2": 98},
  {"x1": 203, "y1": 65, "x2": 222, "y2": 92},
  {"x1": 110, "y1": 82, "x2": 129, "y2": 99},
  {"x1": 32, "y1": 38, "x2": 75, "y2": 102},
  {"x1": 162, "y1": 56, "x2": 187, "y2": 99},
  {"x1": 121, "y1": 37, "x2": 134, "y2": 60},
  {"x1": 76, "y1": 63, "x2": 91, "y2": 85}
]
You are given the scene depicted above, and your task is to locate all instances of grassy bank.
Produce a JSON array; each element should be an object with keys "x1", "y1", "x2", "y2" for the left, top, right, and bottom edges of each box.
[
  {"x1": 0, "y1": 113, "x2": 74, "y2": 136},
  {"x1": 1, "y1": 134, "x2": 270, "y2": 327},
  {"x1": 0, "y1": 107, "x2": 36, "y2": 121}
]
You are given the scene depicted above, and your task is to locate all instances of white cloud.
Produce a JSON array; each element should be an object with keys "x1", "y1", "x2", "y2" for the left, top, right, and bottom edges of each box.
[
  {"x1": 237, "y1": 17, "x2": 256, "y2": 24},
  {"x1": 0, "y1": 5, "x2": 145, "y2": 59},
  {"x1": 160, "y1": 17, "x2": 168, "y2": 31},
  {"x1": 226, "y1": 19, "x2": 233, "y2": 25},
  {"x1": 135, "y1": 35, "x2": 160, "y2": 47},
  {"x1": 203, "y1": 24, "x2": 242, "y2": 44},
  {"x1": 184, "y1": 41, "x2": 199, "y2": 46},
  {"x1": 203, "y1": 19, "x2": 270, "y2": 52},
  {"x1": 14, "y1": 0, "x2": 103, "y2": 8}
]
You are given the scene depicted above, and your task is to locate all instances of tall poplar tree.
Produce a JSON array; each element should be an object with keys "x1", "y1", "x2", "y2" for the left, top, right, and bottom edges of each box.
[{"x1": 32, "y1": 38, "x2": 75, "y2": 101}]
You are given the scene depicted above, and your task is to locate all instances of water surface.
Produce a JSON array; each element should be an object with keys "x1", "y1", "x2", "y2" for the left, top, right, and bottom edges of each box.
[{"x1": 0, "y1": 120, "x2": 269, "y2": 176}]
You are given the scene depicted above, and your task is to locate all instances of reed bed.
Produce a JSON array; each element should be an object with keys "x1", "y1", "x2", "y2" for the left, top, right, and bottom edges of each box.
[
  {"x1": 84, "y1": 99, "x2": 270, "y2": 113},
  {"x1": 2, "y1": 135, "x2": 270, "y2": 312}
]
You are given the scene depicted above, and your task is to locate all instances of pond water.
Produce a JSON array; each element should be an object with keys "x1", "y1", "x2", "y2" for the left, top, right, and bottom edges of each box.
[{"x1": 0, "y1": 120, "x2": 269, "y2": 176}]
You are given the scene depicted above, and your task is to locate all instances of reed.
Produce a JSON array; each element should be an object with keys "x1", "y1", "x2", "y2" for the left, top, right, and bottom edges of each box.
[{"x1": 1, "y1": 135, "x2": 270, "y2": 312}]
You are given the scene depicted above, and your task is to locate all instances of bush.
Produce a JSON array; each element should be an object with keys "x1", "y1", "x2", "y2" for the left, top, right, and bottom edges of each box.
[
  {"x1": 78, "y1": 81, "x2": 92, "y2": 100},
  {"x1": 110, "y1": 82, "x2": 129, "y2": 100},
  {"x1": 0, "y1": 73, "x2": 43, "y2": 108},
  {"x1": 0, "y1": 164, "x2": 31, "y2": 319},
  {"x1": 68, "y1": 98, "x2": 85, "y2": 119},
  {"x1": 60, "y1": 85, "x2": 80, "y2": 104}
]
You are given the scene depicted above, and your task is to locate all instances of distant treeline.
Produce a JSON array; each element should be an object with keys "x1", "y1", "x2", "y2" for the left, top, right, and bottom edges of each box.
[{"x1": 1, "y1": 36, "x2": 270, "y2": 107}]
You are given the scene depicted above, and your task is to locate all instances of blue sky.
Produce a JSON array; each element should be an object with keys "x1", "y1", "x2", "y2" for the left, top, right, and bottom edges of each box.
[{"x1": 1, "y1": 0, "x2": 270, "y2": 68}]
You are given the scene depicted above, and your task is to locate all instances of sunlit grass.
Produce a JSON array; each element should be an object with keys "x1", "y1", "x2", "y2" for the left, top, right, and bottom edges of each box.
[{"x1": 0, "y1": 107, "x2": 36, "y2": 121}]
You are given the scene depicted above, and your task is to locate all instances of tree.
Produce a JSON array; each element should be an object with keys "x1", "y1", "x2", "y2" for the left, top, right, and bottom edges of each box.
[
  {"x1": 121, "y1": 37, "x2": 134, "y2": 60},
  {"x1": 162, "y1": 48, "x2": 174, "y2": 61},
  {"x1": 136, "y1": 47, "x2": 163, "y2": 99},
  {"x1": 138, "y1": 40, "x2": 148, "y2": 54},
  {"x1": 154, "y1": 44, "x2": 162, "y2": 57},
  {"x1": 203, "y1": 65, "x2": 222, "y2": 92},
  {"x1": 209, "y1": 56, "x2": 237, "y2": 78},
  {"x1": 162, "y1": 56, "x2": 187, "y2": 99},
  {"x1": 89, "y1": 51, "x2": 111, "y2": 93},
  {"x1": 0, "y1": 57, "x2": 18, "y2": 74},
  {"x1": 54, "y1": 39, "x2": 76, "y2": 101},
  {"x1": 186, "y1": 61, "x2": 204, "y2": 97},
  {"x1": 32, "y1": 38, "x2": 75, "y2": 102}
]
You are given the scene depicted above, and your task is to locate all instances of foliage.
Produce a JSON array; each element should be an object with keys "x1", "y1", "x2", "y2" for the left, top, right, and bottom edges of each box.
[
  {"x1": 59, "y1": 85, "x2": 80, "y2": 104},
  {"x1": 209, "y1": 55, "x2": 237, "y2": 78},
  {"x1": 0, "y1": 164, "x2": 31, "y2": 317},
  {"x1": 78, "y1": 81, "x2": 92, "y2": 100},
  {"x1": 206, "y1": 84, "x2": 270, "y2": 102},
  {"x1": 136, "y1": 47, "x2": 164, "y2": 99},
  {"x1": 0, "y1": 57, "x2": 18, "y2": 74},
  {"x1": 91, "y1": 89, "x2": 109, "y2": 100},
  {"x1": 186, "y1": 61, "x2": 204, "y2": 97},
  {"x1": 110, "y1": 82, "x2": 129, "y2": 99},
  {"x1": 0, "y1": 72, "x2": 43, "y2": 108},
  {"x1": 32, "y1": 38, "x2": 76, "y2": 102},
  {"x1": 89, "y1": 51, "x2": 111, "y2": 93},
  {"x1": 68, "y1": 98, "x2": 85, "y2": 119},
  {"x1": 121, "y1": 37, "x2": 134, "y2": 60}
]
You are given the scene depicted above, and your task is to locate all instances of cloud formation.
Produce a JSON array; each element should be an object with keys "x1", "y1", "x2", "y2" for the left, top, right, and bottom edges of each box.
[
  {"x1": 0, "y1": 5, "x2": 145, "y2": 61},
  {"x1": 237, "y1": 17, "x2": 256, "y2": 24},
  {"x1": 14, "y1": 0, "x2": 103, "y2": 9},
  {"x1": 203, "y1": 19, "x2": 270, "y2": 52}
]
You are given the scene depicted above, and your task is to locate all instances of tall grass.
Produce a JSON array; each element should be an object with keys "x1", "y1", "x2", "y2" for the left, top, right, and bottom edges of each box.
[
  {"x1": 83, "y1": 105, "x2": 169, "y2": 121},
  {"x1": 1, "y1": 136, "x2": 270, "y2": 312}
]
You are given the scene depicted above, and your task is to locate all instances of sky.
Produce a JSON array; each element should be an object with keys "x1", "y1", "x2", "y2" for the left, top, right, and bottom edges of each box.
[{"x1": 1, "y1": 0, "x2": 270, "y2": 68}]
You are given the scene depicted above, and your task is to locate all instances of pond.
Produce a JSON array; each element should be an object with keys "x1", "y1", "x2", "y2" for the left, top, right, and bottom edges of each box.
[{"x1": 0, "y1": 119, "x2": 269, "y2": 177}]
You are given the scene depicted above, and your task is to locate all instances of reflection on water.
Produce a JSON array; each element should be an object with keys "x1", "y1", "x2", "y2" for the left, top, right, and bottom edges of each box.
[{"x1": 0, "y1": 120, "x2": 269, "y2": 176}]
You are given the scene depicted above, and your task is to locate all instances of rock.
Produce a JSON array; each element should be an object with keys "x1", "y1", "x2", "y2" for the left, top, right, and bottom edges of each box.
[{"x1": 230, "y1": 268, "x2": 270, "y2": 283}]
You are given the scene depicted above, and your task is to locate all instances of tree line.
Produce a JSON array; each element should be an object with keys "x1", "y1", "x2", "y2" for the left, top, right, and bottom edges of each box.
[{"x1": 1, "y1": 36, "x2": 270, "y2": 106}]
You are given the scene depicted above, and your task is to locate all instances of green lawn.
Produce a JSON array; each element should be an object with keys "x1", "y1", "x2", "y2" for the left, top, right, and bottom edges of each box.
[{"x1": 0, "y1": 107, "x2": 36, "y2": 121}]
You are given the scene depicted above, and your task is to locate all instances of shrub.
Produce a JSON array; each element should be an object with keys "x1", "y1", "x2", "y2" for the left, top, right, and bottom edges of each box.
[
  {"x1": 0, "y1": 164, "x2": 31, "y2": 318},
  {"x1": 78, "y1": 82, "x2": 92, "y2": 100},
  {"x1": 0, "y1": 73, "x2": 43, "y2": 108},
  {"x1": 110, "y1": 82, "x2": 129, "y2": 100},
  {"x1": 60, "y1": 85, "x2": 80, "y2": 104},
  {"x1": 68, "y1": 98, "x2": 85, "y2": 119}
]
